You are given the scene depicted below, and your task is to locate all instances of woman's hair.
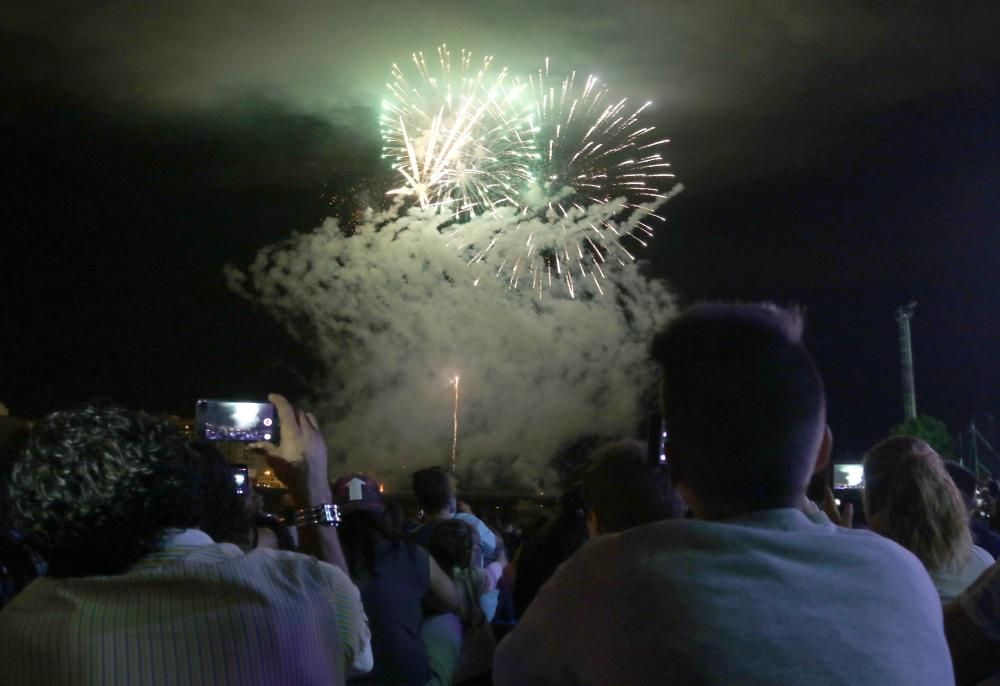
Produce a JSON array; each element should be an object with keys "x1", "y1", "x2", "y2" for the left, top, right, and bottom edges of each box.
[
  {"x1": 864, "y1": 436, "x2": 972, "y2": 573},
  {"x1": 428, "y1": 519, "x2": 477, "y2": 575},
  {"x1": 337, "y1": 510, "x2": 402, "y2": 579},
  {"x1": 382, "y1": 499, "x2": 404, "y2": 533},
  {"x1": 11, "y1": 404, "x2": 205, "y2": 577}
]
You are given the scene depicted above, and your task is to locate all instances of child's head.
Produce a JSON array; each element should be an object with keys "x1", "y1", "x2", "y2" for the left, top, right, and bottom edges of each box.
[{"x1": 428, "y1": 519, "x2": 479, "y2": 573}]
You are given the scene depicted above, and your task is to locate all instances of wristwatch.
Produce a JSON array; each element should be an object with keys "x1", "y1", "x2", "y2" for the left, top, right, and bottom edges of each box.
[{"x1": 291, "y1": 503, "x2": 341, "y2": 528}]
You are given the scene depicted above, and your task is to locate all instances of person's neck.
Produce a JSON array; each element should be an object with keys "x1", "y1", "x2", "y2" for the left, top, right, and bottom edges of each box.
[
  {"x1": 425, "y1": 508, "x2": 451, "y2": 523},
  {"x1": 689, "y1": 495, "x2": 801, "y2": 521}
]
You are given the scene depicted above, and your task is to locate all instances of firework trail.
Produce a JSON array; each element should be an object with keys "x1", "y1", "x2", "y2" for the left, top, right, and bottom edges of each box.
[
  {"x1": 450, "y1": 375, "x2": 460, "y2": 473},
  {"x1": 380, "y1": 45, "x2": 537, "y2": 220}
]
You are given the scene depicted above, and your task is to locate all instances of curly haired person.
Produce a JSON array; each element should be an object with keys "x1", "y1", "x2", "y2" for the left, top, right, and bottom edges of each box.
[{"x1": 0, "y1": 395, "x2": 371, "y2": 686}]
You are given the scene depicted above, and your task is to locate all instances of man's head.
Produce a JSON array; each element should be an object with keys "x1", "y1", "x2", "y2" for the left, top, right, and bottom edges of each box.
[
  {"x1": 412, "y1": 466, "x2": 454, "y2": 515},
  {"x1": 651, "y1": 303, "x2": 827, "y2": 518},
  {"x1": 11, "y1": 404, "x2": 204, "y2": 577},
  {"x1": 580, "y1": 440, "x2": 685, "y2": 536}
]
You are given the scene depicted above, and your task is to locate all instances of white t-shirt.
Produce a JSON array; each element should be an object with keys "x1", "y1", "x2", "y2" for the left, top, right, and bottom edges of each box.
[
  {"x1": 0, "y1": 531, "x2": 372, "y2": 686},
  {"x1": 495, "y1": 508, "x2": 952, "y2": 686},
  {"x1": 932, "y1": 544, "x2": 994, "y2": 603}
]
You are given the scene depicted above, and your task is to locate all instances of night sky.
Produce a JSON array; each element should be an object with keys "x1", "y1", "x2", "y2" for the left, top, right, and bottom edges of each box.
[{"x1": 2, "y1": 1, "x2": 998, "y2": 459}]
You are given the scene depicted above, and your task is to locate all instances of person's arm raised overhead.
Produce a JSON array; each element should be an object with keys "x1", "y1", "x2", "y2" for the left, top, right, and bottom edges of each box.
[{"x1": 252, "y1": 393, "x2": 348, "y2": 575}]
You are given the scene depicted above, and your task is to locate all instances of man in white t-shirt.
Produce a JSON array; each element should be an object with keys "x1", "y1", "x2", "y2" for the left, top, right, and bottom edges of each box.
[{"x1": 494, "y1": 303, "x2": 953, "y2": 686}]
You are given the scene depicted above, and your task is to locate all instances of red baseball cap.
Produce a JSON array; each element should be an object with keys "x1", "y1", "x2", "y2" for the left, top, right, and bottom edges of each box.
[{"x1": 331, "y1": 473, "x2": 385, "y2": 513}]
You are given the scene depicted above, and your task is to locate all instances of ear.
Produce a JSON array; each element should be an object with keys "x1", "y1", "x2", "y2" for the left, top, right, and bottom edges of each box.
[
  {"x1": 866, "y1": 510, "x2": 883, "y2": 533},
  {"x1": 586, "y1": 510, "x2": 602, "y2": 539},
  {"x1": 813, "y1": 425, "x2": 833, "y2": 475}
]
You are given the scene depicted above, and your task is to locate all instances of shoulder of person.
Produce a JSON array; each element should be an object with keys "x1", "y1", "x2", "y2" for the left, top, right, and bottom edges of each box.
[
  {"x1": 251, "y1": 548, "x2": 358, "y2": 590},
  {"x1": 973, "y1": 544, "x2": 996, "y2": 566},
  {"x1": 454, "y1": 512, "x2": 491, "y2": 531}
]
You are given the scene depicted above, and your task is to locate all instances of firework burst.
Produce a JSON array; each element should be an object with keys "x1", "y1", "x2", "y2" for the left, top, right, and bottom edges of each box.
[
  {"x1": 381, "y1": 50, "x2": 679, "y2": 299},
  {"x1": 458, "y1": 61, "x2": 677, "y2": 298},
  {"x1": 380, "y1": 45, "x2": 537, "y2": 220},
  {"x1": 528, "y1": 59, "x2": 675, "y2": 214}
]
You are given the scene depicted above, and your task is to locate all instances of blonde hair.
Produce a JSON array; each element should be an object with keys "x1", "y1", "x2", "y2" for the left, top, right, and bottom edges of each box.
[{"x1": 863, "y1": 436, "x2": 972, "y2": 573}]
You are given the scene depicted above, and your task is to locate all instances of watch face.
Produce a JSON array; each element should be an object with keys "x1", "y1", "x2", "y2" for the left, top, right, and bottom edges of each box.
[{"x1": 294, "y1": 504, "x2": 341, "y2": 527}]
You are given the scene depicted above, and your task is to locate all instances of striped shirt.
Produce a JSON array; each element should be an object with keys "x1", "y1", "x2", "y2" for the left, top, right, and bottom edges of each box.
[{"x1": 0, "y1": 530, "x2": 371, "y2": 686}]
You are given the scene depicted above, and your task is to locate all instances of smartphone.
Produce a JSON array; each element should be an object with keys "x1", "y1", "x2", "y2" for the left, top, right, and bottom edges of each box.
[
  {"x1": 232, "y1": 464, "x2": 250, "y2": 496},
  {"x1": 195, "y1": 400, "x2": 279, "y2": 443}
]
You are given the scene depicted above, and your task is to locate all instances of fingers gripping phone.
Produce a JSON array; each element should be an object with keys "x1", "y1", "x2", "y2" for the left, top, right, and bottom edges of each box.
[{"x1": 195, "y1": 400, "x2": 280, "y2": 443}]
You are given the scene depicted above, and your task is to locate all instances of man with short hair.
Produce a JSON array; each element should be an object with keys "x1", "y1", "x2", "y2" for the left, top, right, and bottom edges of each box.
[
  {"x1": 495, "y1": 303, "x2": 953, "y2": 685},
  {"x1": 0, "y1": 394, "x2": 371, "y2": 686},
  {"x1": 580, "y1": 439, "x2": 685, "y2": 537}
]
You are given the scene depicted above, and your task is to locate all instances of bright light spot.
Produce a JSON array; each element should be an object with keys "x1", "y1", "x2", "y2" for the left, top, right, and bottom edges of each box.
[
  {"x1": 230, "y1": 403, "x2": 261, "y2": 429},
  {"x1": 263, "y1": 417, "x2": 273, "y2": 427},
  {"x1": 263, "y1": 433, "x2": 272, "y2": 441},
  {"x1": 838, "y1": 464, "x2": 865, "y2": 488}
]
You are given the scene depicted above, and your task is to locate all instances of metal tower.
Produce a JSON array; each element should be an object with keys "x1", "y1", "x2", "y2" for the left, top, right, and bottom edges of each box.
[{"x1": 895, "y1": 302, "x2": 918, "y2": 421}]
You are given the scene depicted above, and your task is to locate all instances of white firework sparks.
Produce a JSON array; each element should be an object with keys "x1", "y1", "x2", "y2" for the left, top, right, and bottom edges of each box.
[
  {"x1": 381, "y1": 50, "x2": 680, "y2": 299},
  {"x1": 380, "y1": 45, "x2": 537, "y2": 220},
  {"x1": 529, "y1": 59, "x2": 675, "y2": 212},
  {"x1": 475, "y1": 60, "x2": 676, "y2": 297}
]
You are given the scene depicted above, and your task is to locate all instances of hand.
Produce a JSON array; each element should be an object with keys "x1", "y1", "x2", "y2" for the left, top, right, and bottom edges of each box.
[
  {"x1": 797, "y1": 494, "x2": 821, "y2": 516},
  {"x1": 251, "y1": 393, "x2": 330, "y2": 508},
  {"x1": 822, "y1": 487, "x2": 854, "y2": 529},
  {"x1": 457, "y1": 500, "x2": 473, "y2": 515}
]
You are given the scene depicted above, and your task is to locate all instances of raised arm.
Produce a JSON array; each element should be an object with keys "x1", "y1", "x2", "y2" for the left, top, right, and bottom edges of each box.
[{"x1": 252, "y1": 393, "x2": 348, "y2": 575}]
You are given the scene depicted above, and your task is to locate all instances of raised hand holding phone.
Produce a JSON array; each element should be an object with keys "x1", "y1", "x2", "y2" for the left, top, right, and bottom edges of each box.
[
  {"x1": 251, "y1": 393, "x2": 330, "y2": 506},
  {"x1": 250, "y1": 393, "x2": 347, "y2": 573},
  {"x1": 250, "y1": 394, "x2": 331, "y2": 507}
]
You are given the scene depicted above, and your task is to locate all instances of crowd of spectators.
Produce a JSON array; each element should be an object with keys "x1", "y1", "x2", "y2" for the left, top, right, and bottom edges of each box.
[{"x1": 4, "y1": 302, "x2": 1000, "y2": 684}]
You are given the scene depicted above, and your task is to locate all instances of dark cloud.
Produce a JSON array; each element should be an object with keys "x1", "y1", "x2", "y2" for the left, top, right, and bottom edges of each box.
[
  {"x1": 4, "y1": 2, "x2": 995, "y2": 112},
  {"x1": 4, "y1": 2, "x2": 995, "y2": 189}
]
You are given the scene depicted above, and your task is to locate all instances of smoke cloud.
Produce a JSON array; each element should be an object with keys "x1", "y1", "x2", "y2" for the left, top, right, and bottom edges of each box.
[{"x1": 227, "y1": 194, "x2": 679, "y2": 488}]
